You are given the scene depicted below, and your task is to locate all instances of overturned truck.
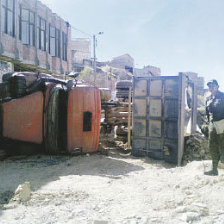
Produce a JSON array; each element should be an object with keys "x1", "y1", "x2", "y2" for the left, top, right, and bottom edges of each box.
[{"x1": 0, "y1": 72, "x2": 101, "y2": 154}]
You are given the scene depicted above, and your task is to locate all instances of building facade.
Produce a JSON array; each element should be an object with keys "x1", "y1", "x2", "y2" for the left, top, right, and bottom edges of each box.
[
  {"x1": 71, "y1": 38, "x2": 91, "y2": 72},
  {"x1": 0, "y1": 0, "x2": 71, "y2": 74},
  {"x1": 71, "y1": 38, "x2": 91, "y2": 65},
  {"x1": 135, "y1": 65, "x2": 161, "y2": 77},
  {"x1": 109, "y1": 54, "x2": 134, "y2": 69}
]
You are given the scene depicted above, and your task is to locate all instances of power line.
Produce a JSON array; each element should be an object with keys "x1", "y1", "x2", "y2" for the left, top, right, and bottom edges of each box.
[{"x1": 70, "y1": 25, "x2": 92, "y2": 38}]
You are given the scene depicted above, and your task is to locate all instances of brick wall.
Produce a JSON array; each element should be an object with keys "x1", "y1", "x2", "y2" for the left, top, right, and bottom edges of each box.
[{"x1": 0, "y1": 0, "x2": 71, "y2": 74}]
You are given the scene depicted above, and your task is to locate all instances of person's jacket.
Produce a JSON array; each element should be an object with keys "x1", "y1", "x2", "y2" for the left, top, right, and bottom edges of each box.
[{"x1": 206, "y1": 90, "x2": 224, "y2": 122}]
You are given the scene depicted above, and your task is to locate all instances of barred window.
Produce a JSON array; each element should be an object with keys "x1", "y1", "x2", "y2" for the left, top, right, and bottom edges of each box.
[{"x1": 1, "y1": 0, "x2": 15, "y2": 37}]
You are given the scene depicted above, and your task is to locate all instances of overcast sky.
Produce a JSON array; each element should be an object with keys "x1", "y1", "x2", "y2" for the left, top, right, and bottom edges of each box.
[{"x1": 41, "y1": 0, "x2": 224, "y2": 88}]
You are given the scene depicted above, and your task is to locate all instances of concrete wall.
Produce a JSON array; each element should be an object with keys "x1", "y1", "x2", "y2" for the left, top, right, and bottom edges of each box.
[
  {"x1": 71, "y1": 38, "x2": 91, "y2": 65},
  {"x1": 109, "y1": 54, "x2": 134, "y2": 69},
  {"x1": 0, "y1": 0, "x2": 71, "y2": 74}
]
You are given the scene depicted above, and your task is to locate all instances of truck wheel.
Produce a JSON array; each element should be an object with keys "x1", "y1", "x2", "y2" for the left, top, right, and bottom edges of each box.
[{"x1": 45, "y1": 86, "x2": 61, "y2": 154}]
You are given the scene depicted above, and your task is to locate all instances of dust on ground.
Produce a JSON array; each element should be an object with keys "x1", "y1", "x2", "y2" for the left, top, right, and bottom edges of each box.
[{"x1": 0, "y1": 147, "x2": 224, "y2": 224}]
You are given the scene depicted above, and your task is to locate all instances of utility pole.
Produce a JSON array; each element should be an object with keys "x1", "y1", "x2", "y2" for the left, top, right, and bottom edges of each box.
[
  {"x1": 93, "y1": 32, "x2": 103, "y2": 85},
  {"x1": 93, "y1": 34, "x2": 96, "y2": 85}
]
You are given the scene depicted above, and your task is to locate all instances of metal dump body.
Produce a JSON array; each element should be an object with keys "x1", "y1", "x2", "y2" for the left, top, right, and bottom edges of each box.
[{"x1": 132, "y1": 74, "x2": 186, "y2": 165}]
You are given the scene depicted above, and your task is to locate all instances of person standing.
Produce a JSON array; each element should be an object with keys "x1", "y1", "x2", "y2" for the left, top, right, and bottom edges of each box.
[{"x1": 205, "y1": 79, "x2": 224, "y2": 176}]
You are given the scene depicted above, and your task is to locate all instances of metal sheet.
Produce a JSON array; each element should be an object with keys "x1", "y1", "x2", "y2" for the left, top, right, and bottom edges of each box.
[
  {"x1": 133, "y1": 119, "x2": 146, "y2": 137},
  {"x1": 134, "y1": 79, "x2": 147, "y2": 96},
  {"x1": 150, "y1": 80, "x2": 162, "y2": 96},
  {"x1": 164, "y1": 99, "x2": 178, "y2": 118},
  {"x1": 134, "y1": 99, "x2": 147, "y2": 117},
  {"x1": 150, "y1": 99, "x2": 162, "y2": 117},
  {"x1": 149, "y1": 140, "x2": 162, "y2": 149},
  {"x1": 165, "y1": 121, "x2": 178, "y2": 139},
  {"x1": 149, "y1": 120, "x2": 161, "y2": 137},
  {"x1": 164, "y1": 79, "x2": 179, "y2": 97},
  {"x1": 132, "y1": 139, "x2": 147, "y2": 149}
]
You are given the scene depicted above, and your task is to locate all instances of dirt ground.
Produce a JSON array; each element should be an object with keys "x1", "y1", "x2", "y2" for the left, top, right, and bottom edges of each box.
[{"x1": 0, "y1": 148, "x2": 224, "y2": 224}]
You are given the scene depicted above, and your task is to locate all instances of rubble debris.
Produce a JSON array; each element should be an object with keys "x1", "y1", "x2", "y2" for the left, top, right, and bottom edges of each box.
[
  {"x1": 116, "y1": 80, "x2": 132, "y2": 100},
  {"x1": 184, "y1": 133, "x2": 210, "y2": 162},
  {"x1": 99, "y1": 88, "x2": 111, "y2": 102},
  {"x1": 101, "y1": 101, "x2": 131, "y2": 143}
]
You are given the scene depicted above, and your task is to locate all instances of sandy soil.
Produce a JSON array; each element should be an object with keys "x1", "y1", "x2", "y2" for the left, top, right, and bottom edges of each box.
[{"x1": 0, "y1": 150, "x2": 224, "y2": 224}]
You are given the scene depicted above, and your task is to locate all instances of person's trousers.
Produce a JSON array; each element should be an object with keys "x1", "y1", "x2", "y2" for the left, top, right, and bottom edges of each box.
[{"x1": 209, "y1": 125, "x2": 224, "y2": 169}]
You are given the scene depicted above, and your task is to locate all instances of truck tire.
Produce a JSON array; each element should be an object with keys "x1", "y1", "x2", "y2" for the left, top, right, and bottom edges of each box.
[{"x1": 45, "y1": 85, "x2": 61, "y2": 154}]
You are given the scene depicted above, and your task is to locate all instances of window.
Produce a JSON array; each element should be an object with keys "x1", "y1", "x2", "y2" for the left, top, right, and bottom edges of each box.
[
  {"x1": 29, "y1": 12, "x2": 35, "y2": 46},
  {"x1": 49, "y1": 25, "x2": 56, "y2": 56},
  {"x1": 21, "y1": 8, "x2": 29, "y2": 44},
  {"x1": 18, "y1": 4, "x2": 21, "y2": 39},
  {"x1": 83, "y1": 112, "x2": 92, "y2": 132},
  {"x1": 1, "y1": 0, "x2": 15, "y2": 36},
  {"x1": 55, "y1": 28, "x2": 60, "y2": 57},
  {"x1": 62, "y1": 32, "x2": 67, "y2": 61},
  {"x1": 49, "y1": 25, "x2": 60, "y2": 57},
  {"x1": 37, "y1": 17, "x2": 46, "y2": 51},
  {"x1": 18, "y1": 7, "x2": 35, "y2": 46},
  {"x1": 1, "y1": 2, "x2": 6, "y2": 32}
]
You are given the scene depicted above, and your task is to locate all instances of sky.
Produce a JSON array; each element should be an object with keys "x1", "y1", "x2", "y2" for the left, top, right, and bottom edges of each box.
[{"x1": 41, "y1": 0, "x2": 224, "y2": 89}]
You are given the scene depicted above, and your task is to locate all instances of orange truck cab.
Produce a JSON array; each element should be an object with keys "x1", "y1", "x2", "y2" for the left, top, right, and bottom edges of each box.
[{"x1": 0, "y1": 74, "x2": 101, "y2": 154}]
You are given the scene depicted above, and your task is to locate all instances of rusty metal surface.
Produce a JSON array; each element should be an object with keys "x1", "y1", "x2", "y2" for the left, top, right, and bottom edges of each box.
[
  {"x1": 67, "y1": 87, "x2": 101, "y2": 153},
  {"x1": 2, "y1": 92, "x2": 44, "y2": 144},
  {"x1": 132, "y1": 75, "x2": 186, "y2": 164}
]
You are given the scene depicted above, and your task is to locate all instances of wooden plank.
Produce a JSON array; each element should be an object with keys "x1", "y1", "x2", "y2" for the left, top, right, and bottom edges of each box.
[
  {"x1": 106, "y1": 112, "x2": 130, "y2": 118},
  {"x1": 106, "y1": 107, "x2": 130, "y2": 113},
  {"x1": 101, "y1": 101, "x2": 129, "y2": 106},
  {"x1": 128, "y1": 87, "x2": 132, "y2": 148},
  {"x1": 106, "y1": 117, "x2": 128, "y2": 125}
]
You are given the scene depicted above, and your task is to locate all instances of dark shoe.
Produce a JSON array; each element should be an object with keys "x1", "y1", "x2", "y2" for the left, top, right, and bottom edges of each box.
[{"x1": 204, "y1": 169, "x2": 218, "y2": 176}]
